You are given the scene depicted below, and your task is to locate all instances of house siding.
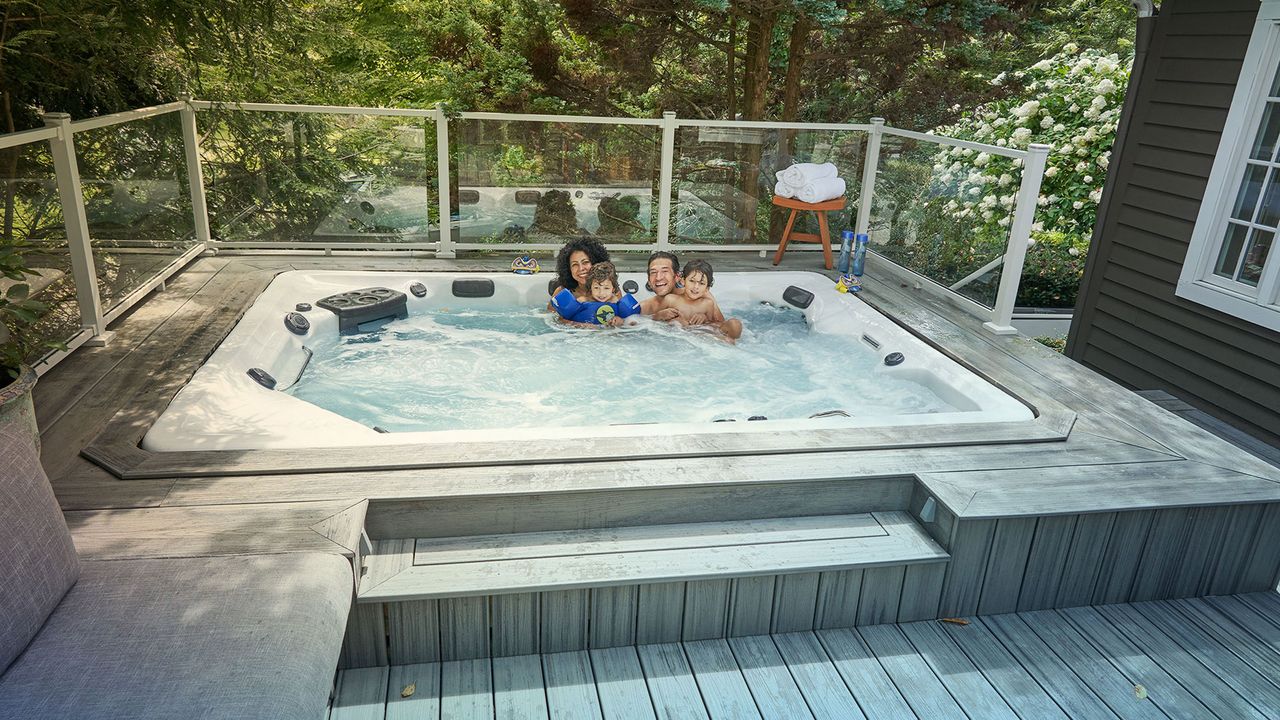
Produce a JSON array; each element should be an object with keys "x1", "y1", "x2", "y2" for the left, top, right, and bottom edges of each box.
[{"x1": 1068, "y1": 0, "x2": 1280, "y2": 447}]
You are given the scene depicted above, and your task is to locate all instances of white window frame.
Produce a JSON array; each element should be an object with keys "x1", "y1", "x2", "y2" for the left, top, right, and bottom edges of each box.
[{"x1": 1178, "y1": 1, "x2": 1280, "y2": 332}]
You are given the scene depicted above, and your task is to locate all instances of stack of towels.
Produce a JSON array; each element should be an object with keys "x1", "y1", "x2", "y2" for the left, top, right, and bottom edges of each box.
[{"x1": 774, "y1": 162, "x2": 846, "y2": 204}]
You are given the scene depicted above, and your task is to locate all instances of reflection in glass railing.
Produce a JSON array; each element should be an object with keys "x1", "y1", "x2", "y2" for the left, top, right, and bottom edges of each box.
[
  {"x1": 671, "y1": 126, "x2": 864, "y2": 246},
  {"x1": 201, "y1": 111, "x2": 436, "y2": 245},
  {"x1": 73, "y1": 112, "x2": 196, "y2": 310},
  {"x1": 451, "y1": 119, "x2": 659, "y2": 245},
  {"x1": 0, "y1": 142, "x2": 80, "y2": 363},
  {"x1": 870, "y1": 136, "x2": 1022, "y2": 309}
]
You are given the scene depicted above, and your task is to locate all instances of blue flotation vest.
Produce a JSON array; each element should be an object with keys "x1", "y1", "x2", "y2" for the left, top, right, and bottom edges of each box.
[{"x1": 551, "y1": 289, "x2": 641, "y2": 325}]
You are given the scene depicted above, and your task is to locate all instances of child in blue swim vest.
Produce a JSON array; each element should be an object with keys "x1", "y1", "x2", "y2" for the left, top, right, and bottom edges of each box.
[{"x1": 551, "y1": 261, "x2": 640, "y2": 326}]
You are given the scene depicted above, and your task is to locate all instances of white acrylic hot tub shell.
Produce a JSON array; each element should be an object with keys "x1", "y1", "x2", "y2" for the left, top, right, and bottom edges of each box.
[{"x1": 141, "y1": 270, "x2": 1034, "y2": 452}]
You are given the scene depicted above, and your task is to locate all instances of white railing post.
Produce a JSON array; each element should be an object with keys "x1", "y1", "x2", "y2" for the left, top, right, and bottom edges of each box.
[
  {"x1": 855, "y1": 117, "x2": 884, "y2": 236},
  {"x1": 984, "y1": 142, "x2": 1050, "y2": 336},
  {"x1": 179, "y1": 95, "x2": 212, "y2": 246},
  {"x1": 655, "y1": 111, "x2": 677, "y2": 251},
  {"x1": 434, "y1": 104, "x2": 455, "y2": 259},
  {"x1": 43, "y1": 112, "x2": 112, "y2": 346}
]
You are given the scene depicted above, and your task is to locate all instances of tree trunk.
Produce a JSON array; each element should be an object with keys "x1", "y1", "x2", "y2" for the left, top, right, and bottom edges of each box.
[
  {"x1": 772, "y1": 15, "x2": 813, "y2": 243},
  {"x1": 726, "y1": 15, "x2": 737, "y2": 120},
  {"x1": 736, "y1": 4, "x2": 778, "y2": 242}
]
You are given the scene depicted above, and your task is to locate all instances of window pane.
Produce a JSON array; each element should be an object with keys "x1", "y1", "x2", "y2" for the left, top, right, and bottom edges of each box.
[
  {"x1": 1252, "y1": 103, "x2": 1280, "y2": 160},
  {"x1": 1269, "y1": 59, "x2": 1280, "y2": 96},
  {"x1": 1231, "y1": 163, "x2": 1268, "y2": 220},
  {"x1": 1256, "y1": 168, "x2": 1280, "y2": 227},
  {"x1": 1239, "y1": 229, "x2": 1273, "y2": 286},
  {"x1": 1215, "y1": 223, "x2": 1248, "y2": 278}
]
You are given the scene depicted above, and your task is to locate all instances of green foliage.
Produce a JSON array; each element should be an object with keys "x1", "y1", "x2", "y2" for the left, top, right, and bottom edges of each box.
[
  {"x1": 1035, "y1": 335, "x2": 1067, "y2": 353},
  {"x1": 0, "y1": 242, "x2": 60, "y2": 379}
]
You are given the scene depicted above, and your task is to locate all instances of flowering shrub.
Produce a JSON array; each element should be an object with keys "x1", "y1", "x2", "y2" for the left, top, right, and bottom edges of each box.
[{"x1": 934, "y1": 44, "x2": 1130, "y2": 240}]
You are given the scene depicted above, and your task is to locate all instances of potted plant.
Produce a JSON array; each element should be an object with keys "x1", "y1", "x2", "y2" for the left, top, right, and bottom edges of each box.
[{"x1": 1, "y1": 240, "x2": 51, "y2": 452}]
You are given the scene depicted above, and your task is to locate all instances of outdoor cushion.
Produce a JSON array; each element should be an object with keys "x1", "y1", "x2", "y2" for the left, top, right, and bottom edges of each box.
[
  {"x1": 0, "y1": 553, "x2": 352, "y2": 720},
  {"x1": 0, "y1": 422, "x2": 80, "y2": 675}
]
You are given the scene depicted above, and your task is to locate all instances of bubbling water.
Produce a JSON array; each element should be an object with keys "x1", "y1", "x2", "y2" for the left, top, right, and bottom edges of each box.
[{"x1": 286, "y1": 303, "x2": 955, "y2": 433}]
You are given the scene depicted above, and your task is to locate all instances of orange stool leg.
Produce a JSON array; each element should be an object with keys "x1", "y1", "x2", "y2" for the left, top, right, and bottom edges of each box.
[
  {"x1": 816, "y1": 210, "x2": 834, "y2": 270},
  {"x1": 773, "y1": 208, "x2": 799, "y2": 266}
]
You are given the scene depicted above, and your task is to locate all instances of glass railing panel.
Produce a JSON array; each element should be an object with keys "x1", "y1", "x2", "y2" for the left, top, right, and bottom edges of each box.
[
  {"x1": 670, "y1": 125, "x2": 864, "y2": 246},
  {"x1": 73, "y1": 111, "x2": 197, "y2": 311},
  {"x1": 0, "y1": 142, "x2": 80, "y2": 364},
  {"x1": 201, "y1": 110, "x2": 437, "y2": 246},
  {"x1": 450, "y1": 119, "x2": 660, "y2": 245},
  {"x1": 869, "y1": 135, "x2": 1022, "y2": 309}
]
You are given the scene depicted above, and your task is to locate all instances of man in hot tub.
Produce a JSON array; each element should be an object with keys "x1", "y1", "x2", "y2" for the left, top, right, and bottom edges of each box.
[{"x1": 641, "y1": 252, "x2": 740, "y2": 338}]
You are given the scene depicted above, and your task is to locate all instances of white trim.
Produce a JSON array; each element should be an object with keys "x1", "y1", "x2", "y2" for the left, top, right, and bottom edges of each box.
[
  {"x1": 1177, "y1": 1, "x2": 1280, "y2": 332},
  {"x1": 67, "y1": 102, "x2": 184, "y2": 132},
  {"x1": 192, "y1": 101, "x2": 438, "y2": 118}
]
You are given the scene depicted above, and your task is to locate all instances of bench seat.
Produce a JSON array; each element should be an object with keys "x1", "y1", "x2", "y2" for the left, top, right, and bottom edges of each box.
[{"x1": 0, "y1": 553, "x2": 351, "y2": 720}]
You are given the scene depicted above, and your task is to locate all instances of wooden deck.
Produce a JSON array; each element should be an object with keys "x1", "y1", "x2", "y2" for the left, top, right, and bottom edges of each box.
[{"x1": 330, "y1": 592, "x2": 1280, "y2": 720}]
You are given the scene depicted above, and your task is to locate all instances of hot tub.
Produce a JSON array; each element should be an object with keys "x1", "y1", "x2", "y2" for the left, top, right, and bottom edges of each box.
[{"x1": 141, "y1": 270, "x2": 1034, "y2": 452}]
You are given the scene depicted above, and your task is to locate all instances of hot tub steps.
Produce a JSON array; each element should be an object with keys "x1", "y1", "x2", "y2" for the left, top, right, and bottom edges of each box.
[{"x1": 342, "y1": 511, "x2": 949, "y2": 667}]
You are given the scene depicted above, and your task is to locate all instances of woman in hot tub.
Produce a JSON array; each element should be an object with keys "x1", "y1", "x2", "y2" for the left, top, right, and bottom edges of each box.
[{"x1": 548, "y1": 236, "x2": 610, "y2": 303}]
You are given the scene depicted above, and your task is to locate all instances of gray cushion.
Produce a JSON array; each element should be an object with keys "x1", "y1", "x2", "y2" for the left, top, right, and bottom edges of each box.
[
  {"x1": 0, "y1": 422, "x2": 79, "y2": 674},
  {"x1": 0, "y1": 553, "x2": 353, "y2": 720}
]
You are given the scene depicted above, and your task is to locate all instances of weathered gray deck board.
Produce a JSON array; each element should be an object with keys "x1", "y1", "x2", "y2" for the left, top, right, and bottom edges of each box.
[
  {"x1": 542, "y1": 651, "x2": 604, "y2": 720},
  {"x1": 385, "y1": 662, "x2": 442, "y2": 720},
  {"x1": 856, "y1": 624, "x2": 967, "y2": 719},
  {"x1": 1064, "y1": 604, "x2": 1223, "y2": 717},
  {"x1": 771, "y1": 632, "x2": 866, "y2": 720},
  {"x1": 493, "y1": 654, "x2": 549, "y2": 720},
  {"x1": 727, "y1": 634, "x2": 813, "y2": 719},
  {"x1": 589, "y1": 646, "x2": 657, "y2": 720},
  {"x1": 635, "y1": 642, "x2": 710, "y2": 720},
  {"x1": 682, "y1": 639, "x2": 761, "y2": 720},
  {"x1": 441, "y1": 657, "x2": 494, "y2": 719},
  {"x1": 1016, "y1": 610, "x2": 1168, "y2": 720},
  {"x1": 336, "y1": 594, "x2": 1280, "y2": 720},
  {"x1": 896, "y1": 620, "x2": 1019, "y2": 720},
  {"x1": 1103, "y1": 602, "x2": 1280, "y2": 718},
  {"x1": 330, "y1": 666, "x2": 388, "y2": 720},
  {"x1": 935, "y1": 617, "x2": 1071, "y2": 720}
]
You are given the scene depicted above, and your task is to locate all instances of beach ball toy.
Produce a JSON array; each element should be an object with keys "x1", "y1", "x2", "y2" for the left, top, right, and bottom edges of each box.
[{"x1": 511, "y1": 255, "x2": 540, "y2": 274}]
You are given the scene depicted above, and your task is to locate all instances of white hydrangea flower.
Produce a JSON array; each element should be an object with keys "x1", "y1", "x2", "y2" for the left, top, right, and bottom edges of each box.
[
  {"x1": 1075, "y1": 161, "x2": 1087, "y2": 171},
  {"x1": 1033, "y1": 59, "x2": 1053, "y2": 71},
  {"x1": 999, "y1": 173, "x2": 1014, "y2": 186},
  {"x1": 1032, "y1": 221, "x2": 1045, "y2": 232},
  {"x1": 1064, "y1": 43, "x2": 1079, "y2": 54},
  {"x1": 962, "y1": 148, "x2": 974, "y2": 156},
  {"x1": 982, "y1": 210, "x2": 994, "y2": 220},
  {"x1": 1048, "y1": 194, "x2": 1059, "y2": 203},
  {"x1": 1012, "y1": 127, "x2": 1032, "y2": 142},
  {"x1": 1089, "y1": 188, "x2": 1103, "y2": 202},
  {"x1": 1069, "y1": 104, "x2": 1079, "y2": 113},
  {"x1": 950, "y1": 161, "x2": 962, "y2": 171},
  {"x1": 1027, "y1": 237, "x2": 1037, "y2": 247},
  {"x1": 1045, "y1": 166, "x2": 1059, "y2": 178},
  {"x1": 1041, "y1": 116, "x2": 1054, "y2": 129},
  {"x1": 1083, "y1": 175, "x2": 1093, "y2": 183},
  {"x1": 1090, "y1": 95, "x2": 1107, "y2": 110},
  {"x1": 1073, "y1": 200, "x2": 1084, "y2": 209},
  {"x1": 1038, "y1": 195, "x2": 1049, "y2": 205},
  {"x1": 1094, "y1": 78, "x2": 1117, "y2": 95},
  {"x1": 998, "y1": 216, "x2": 1011, "y2": 227},
  {"x1": 946, "y1": 200, "x2": 958, "y2": 210},
  {"x1": 991, "y1": 72, "x2": 1007, "y2": 85},
  {"x1": 968, "y1": 186, "x2": 981, "y2": 196},
  {"x1": 974, "y1": 152, "x2": 991, "y2": 166},
  {"x1": 1053, "y1": 123, "x2": 1065, "y2": 132},
  {"x1": 997, "y1": 138, "x2": 1007, "y2": 146},
  {"x1": 1068, "y1": 246, "x2": 1080, "y2": 256},
  {"x1": 1076, "y1": 146, "x2": 1089, "y2": 156},
  {"x1": 1098, "y1": 152, "x2": 1110, "y2": 168}
]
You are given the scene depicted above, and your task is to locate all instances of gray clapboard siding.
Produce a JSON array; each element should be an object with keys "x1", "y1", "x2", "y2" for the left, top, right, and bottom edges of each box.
[{"x1": 1068, "y1": 0, "x2": 1280, "y2": 449}]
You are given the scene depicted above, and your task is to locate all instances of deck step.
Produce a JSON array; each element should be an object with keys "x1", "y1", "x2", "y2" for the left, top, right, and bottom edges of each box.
[{"x1": 359, "y1": 511, "x2": 946, "y2": 602}]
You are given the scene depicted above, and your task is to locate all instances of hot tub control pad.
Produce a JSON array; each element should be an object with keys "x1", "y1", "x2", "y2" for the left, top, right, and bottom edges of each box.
[
  {"x1": 409, "y1": 282, "x2": 428, "y2": 298},
  {"x1": 884, "y1": 352, "x2": 905, "y2": 366},
  {"x1": 317, "y1": 287, "x2": 409, "y2": 334}
]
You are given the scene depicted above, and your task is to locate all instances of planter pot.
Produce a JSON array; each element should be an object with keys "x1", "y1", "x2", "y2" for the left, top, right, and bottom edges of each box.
[{"x1": 0, "y1": 365, "x2": 39, "y2": 454}]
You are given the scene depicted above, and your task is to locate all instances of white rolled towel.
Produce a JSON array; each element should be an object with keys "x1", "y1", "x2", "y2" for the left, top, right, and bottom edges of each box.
[
  {"x1": 795, "y1": 176, "x2": 846, "y2": 204},
  {"x1": 779, "y1": 162, "x2": 838, "y2": 187},
  {"x1": 773, "y1": 181, "x2": 797, "y2": 199}
]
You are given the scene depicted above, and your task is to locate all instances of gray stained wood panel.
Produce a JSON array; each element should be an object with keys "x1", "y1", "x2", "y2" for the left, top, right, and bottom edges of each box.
[
  {"x1": 589, "y1": 646, "x2": 658, "y2": 720},
  {"x1": 682, "y1": 639, "x2": 763, "y2": 720},
  {"x1": 330, "y1": 666, "x2": 388, "y2": 720},
  {"x1": 541, "y1": 589, "x2": 590, "y2": 653},
  {"x1": 339, "y1": 602, "x2": 387, "y2": 670},
  {"x1": 977, "y1": 517, "x2": 1037, "y2": 615},
  {"x1": 934, "y1": 619, "x2": 1071, "y2": 720},
  {"x1": 386, "y1": 599, "x2": 440, "y2": 665},
  {"x1": 856, "y1": 624, "x2": 968, "y2": 718},
  {"x1": 439, "y1": 596, "x2": 489, "y2": 661},
  {"x1": 492, "y1": 592, "x2": 540, "y2": 657},
  {"x1": 441, "y1": 657, "x2": 494, "y2": 720},
  {"x1": 727, "y1": 635, "x2": 814, "y2": 719},
  {"x1": 896, "y1": 563, "x2": 945, "y2": 622},
  {"x1": 590, "y1": 586, "x2": 638, "y2": 649},
  {"x1": 542, "y1": 651, "x2": 604, "y2": 720},
  {"x1": 1067, "y1": 0, "x2": 1280, "y2": 447},
  {"x1": 1017, "y1": 515, "x2": 1078, "y2": 611},
  {"x1": 636, "y1": 643, "x2": 711, "y2": 720},
  {"x1": 939, "y1": 519, "x2": 996, "y2": 617},
  {"x1": 493, "y1": 654, "x2": 549, "y2": 720},
  {"x1": 771, "y1": 632, "x2": 866, "y2": 720},
  {"x1": 770, "y1": 572, "x2": 820, "y2": 633},
  {"x1": 896, "y1": 621, "x2": 1019, "y2": 720},
  {"x1": 385, "y1": 662, "x2": 442, "y2": 720},
  {"x1": 636, "y1": 582, "x2": 687, "y2": 645},
  {"x1": 813, "y1": 569, "x2": 863, "y2": 629}
]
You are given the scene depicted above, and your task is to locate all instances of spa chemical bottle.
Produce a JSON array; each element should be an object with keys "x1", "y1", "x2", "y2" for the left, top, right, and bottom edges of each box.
[
  {"x1": 837, "y1": 230, "x2": 854, "y2": 275},
  {"x1": 851, "y1": 233, "x2": 869, "y2": 277}
]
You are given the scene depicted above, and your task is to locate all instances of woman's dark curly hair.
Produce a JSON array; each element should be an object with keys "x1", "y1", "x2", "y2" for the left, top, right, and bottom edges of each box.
[{"x1": 554, "y1": 236, "x2": 610, "y2": 291}]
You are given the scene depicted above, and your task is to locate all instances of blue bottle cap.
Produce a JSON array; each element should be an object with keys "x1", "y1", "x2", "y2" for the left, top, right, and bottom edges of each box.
[
  {"x1": 842, "y1": 230, "x2": 855, "y2": 239},
  {"x1": 855, "y1": 233, "x2": 869, "y2": 242}
]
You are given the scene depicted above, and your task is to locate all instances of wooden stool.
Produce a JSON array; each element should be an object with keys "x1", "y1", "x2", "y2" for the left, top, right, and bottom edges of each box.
[{"x1": 771, "y1": 195, "x2": 847, "y2": 270}]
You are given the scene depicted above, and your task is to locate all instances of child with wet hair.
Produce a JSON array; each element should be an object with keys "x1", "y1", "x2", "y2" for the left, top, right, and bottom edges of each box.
[
  {"x1": 658, "y1": 259, "x2": 743, "y2": 341},
  {"x1": 550, "y1": 261, "x2": 641, "y2": 326}
]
